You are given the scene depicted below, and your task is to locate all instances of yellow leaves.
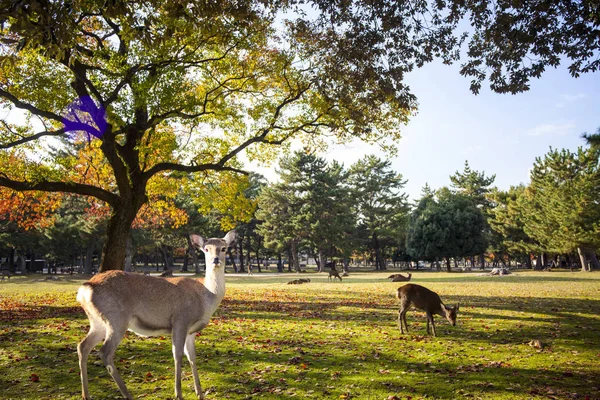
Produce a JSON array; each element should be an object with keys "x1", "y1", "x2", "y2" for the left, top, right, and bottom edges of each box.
[
  {"x1": 134, "y1": 198, "x2": 188, "y2": 229},
  {"x1": 189, "y1": 171, "x2": 256, "y2": 229}
]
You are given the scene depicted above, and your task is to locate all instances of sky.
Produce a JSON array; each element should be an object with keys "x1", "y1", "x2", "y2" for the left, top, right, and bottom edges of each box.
[{"x1": 254, "y1": 60, "x2": 600, "y2": 201}]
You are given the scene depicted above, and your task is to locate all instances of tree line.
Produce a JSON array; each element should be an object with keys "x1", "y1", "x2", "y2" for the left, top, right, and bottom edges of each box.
[{"x1": 2, "y1": 135, "x2": 599, "y2": 274}]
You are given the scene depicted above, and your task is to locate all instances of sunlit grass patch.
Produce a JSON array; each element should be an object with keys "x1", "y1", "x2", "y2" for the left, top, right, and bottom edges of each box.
[{"x1": 0, "y1": 270, "x2": 599, "y2": 399}]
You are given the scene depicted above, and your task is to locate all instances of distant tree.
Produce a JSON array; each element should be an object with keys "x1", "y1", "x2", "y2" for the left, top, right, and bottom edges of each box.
[
  {"x1": 407, "y1": 189, "x2": 487, "y2": 271},
  {"x1": 487, "y1": 186, "x2": 539, "y2": 269},
  {"x1": 256, "y1": 152, "x2": 351, "y2": 272},
  {"x1": 450, "y1": 161, "x2": 496, "y2": 209},
  {"x1": 348, "y1": 156, "x2": 409, "y2": 270},
  {"x1": 583, "y1": 127, "x2": 600, "y2": 149},
  {"x1": 450, "y1": 161, "x2": 495, "y2": 268},
  {"x1": 522, "y1": 147, "x2": 600, "y2": 271}
]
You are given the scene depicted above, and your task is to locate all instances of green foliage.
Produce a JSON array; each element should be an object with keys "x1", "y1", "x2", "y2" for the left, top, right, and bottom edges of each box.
[
  {"x1": 522, "y1": 147, "x2": 600, "y2": 256},
  {"x1": 1, "y1": 272, "x2": 600, "y2": 399},
  {"x1": 487, "y1": 185, "x2": 540, "y2": 259},
  {"x1": 347, "y1": 155, "x2": 409, "y2": 269},
  {"x1": 257, "y1": 151, "x2": 353, "y2": 269},
  {"x1": 407, "y1": 189, "x2": 487, "y2": 267},
  {"x1": 450, "y1": 160, "x2": 496, "y2": 209}
]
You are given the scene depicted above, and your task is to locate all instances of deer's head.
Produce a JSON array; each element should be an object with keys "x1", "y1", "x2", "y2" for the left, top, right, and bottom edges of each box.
[
  {"x1": 190, "y1": 230, "x2": 237, "y2": 268},
  {"x1": 445, "y1": 303, "x2": 460, "y2": 326}
]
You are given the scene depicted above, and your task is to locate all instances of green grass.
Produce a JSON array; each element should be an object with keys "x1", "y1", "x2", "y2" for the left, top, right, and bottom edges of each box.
[{"x1": 1, "y1": 270, "x2": 599, "y2": 399}]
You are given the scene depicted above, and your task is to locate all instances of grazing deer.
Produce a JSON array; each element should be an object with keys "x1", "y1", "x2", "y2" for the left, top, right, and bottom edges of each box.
[
  {"x1": 389, "y1": 272, "x2": 411, "y2": 282},
  {"x1": 396, "y1": 284, "x2": 459, "y2": 337},
  {"x1": 159, "y1": 268, "x2": 174, "y2": 277},
  {"x1": 77, "y1": 231, "x2": 237, "y2": 400},
  {"x1": 328, "y1": 270, "x2": 342, "y2": 281},
  {"x1": 0, "y1": 270, "x2": 11, "y2": 281}
]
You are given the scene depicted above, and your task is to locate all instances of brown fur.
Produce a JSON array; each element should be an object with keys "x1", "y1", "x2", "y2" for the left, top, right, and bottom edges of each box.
[
  {"x1": 77, "y1": 231, "x2": 237, "y2": 400},
  {"x1": 396, "y1": 283, "x2": 459, "y2": 337},
  {"x1": 328, "y1": 270, "x2": 342, "y2": 281},
  {"x1": 389, "y1": 273, "x2": 411, "y2": 282}
]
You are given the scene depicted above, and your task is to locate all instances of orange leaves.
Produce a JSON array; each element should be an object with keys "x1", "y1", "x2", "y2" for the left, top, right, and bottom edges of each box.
[{"x1": 0, "y1": 187, "x2": 61, "y2": 230}]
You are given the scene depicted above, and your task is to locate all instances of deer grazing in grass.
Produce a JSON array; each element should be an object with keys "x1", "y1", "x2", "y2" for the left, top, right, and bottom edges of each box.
[
  {"x1": 77, "y1": 231, "x2": 237, "y2": 400},
  {"x1": 396, "y1": 284, "x2": 459, "y2": 337}
]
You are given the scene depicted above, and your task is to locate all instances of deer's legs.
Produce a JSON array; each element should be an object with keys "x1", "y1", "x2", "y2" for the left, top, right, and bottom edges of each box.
[
  {"x1": 99, "y1": 323, "x2": 132, "y2": 400},
  {"x1": 78, "y1": 321, "x2": 106, "y2": 400},
  {"x1": 398, "y1": 306, "x2": 409, "y2": 334},
  {"x1": 184, "y1": 333, "x2": 204, "y2": 399},
  {"x1": 426, "y1": 312, "x2": 436, "y2": 336},
  {"x1": 172, "y1": 328, "x2": 187, "y2": 400}
]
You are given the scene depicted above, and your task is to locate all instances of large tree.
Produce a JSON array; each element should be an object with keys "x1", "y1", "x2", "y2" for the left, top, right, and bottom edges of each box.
[
  {"x1": 407, "y1": 188, "x2": 487, "y2": 271},
  {"x1": 522, "y1": 147, "x2": 600, "y2": 271},
  {"x1": 347, "y1": 155, "x2": 409, "y2": 270},
  {"x1": 2, "y1": 1, "x2": 599, "y2": 271}
]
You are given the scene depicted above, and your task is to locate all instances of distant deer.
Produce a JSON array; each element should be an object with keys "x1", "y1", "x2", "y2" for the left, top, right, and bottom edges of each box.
[
  {"x1": 287, "y1": 278, "x2": 310, "y2": 285},
  {"x1": 77, "y1": 231, "x2": 237, "y2": 400},
  {"x1": 396, "y1": 284, "x2": 459, "y2": 337},
  {"x1": 389, "y1": 272, "x2": 411, "y2": 282},
  {"x1": 0, "y1": 270, "x2": 11, "y2": 281},
  {"x1": 328, "y1": 270, "x2": 342, "y2": 281},
  {"x1": 159, "y1": 268, "x2": 174, "y2": 277}
]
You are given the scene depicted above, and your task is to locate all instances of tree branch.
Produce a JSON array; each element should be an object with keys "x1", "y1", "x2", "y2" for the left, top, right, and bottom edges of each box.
[
  {"x1": 0, "y1": 88, "x2": 64, "y2": 122},
  {"x1": 0, "y1": 175, "x2": 119, "y2": 205},
  {"x1": 0, "y1": 126, "x2": 68, "y2": 150}
]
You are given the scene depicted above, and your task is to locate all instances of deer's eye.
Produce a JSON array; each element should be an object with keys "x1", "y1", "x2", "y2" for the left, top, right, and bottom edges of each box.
[{"x1": 221, "y1": 247, "x2": 226, "y2": 252}]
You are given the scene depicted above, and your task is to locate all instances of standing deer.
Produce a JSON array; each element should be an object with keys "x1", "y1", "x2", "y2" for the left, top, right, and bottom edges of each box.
[
  {"x1": 328, "y1": 269, "x2": 342, "y2": 281},
  {"x1": 77, "y1": 231, "x2": 237, "y2": 400},
  {"x1": 396, "y1": 283, "x2": 459, "y2": 337}
]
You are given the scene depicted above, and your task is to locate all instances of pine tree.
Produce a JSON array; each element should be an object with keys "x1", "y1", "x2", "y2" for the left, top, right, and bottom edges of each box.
[{"x1": 524, "y1": 147, "x2": 600, "y2": 271}]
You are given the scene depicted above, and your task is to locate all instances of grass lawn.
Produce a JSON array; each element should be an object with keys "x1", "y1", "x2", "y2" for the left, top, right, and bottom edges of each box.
[{"x1": 1, "y1": 270, "x2": 599, "y2": 399}]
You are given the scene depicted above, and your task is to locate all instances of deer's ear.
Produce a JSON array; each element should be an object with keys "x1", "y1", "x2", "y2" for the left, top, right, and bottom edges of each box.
[
  {"x1": 224, "y1": 230, "x2": 238, "y2": 247},
  {"x1": 189, "y1": 234, "x2": 206, "y2": 249}
]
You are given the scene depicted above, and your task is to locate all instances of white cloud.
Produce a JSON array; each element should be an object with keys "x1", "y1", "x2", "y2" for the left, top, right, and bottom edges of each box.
[
  {"x1": 556, "y1": 92, "x2": 587, "y2": 108},
  {"x1": 527, "y1": 122, "x2": 576, "y2": 137}
]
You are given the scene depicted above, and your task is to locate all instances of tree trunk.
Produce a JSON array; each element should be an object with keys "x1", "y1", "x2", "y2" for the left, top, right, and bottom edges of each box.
[
  {"x1": 342, "y1": 257, "x2": 349, "y2": 274},
  {"x1": 246, "y1": 234, "x2": 252, "y2": 272},
  {"x1": 8, "y1": 247, "x2": 15, "y2": 273},
  {"x1": 227, "y1": 248, "x2": 237, "y2": 273},
  {"x1": 181, "y1": 250, "x2": 189, "y2": 272},
  {"x1": 187, "y1": 235, "x2": 201, "y2": 274},
  {"x1": 578, "y1": 247, "x2": 590, "y2": 271},
  {"x1": 100, "y1": 207, "x2": 137, "y2": 272},
  {"x1": 84, "y1": 239, "x2": 96, "y2": 274},
  {"x1": 446, "y1": 257, "x2": 452, "y2": 272},
  {"x1": 587, "y1": 251, "x2": 600, "y2": 270},
  {"x1": 291, "y1": 240, "x2": 300, "y2": 272},
  {"x1": 373, "y1": 233, "x2": 384, "y2": 271},
  {"x1": 238, "y1": 240, "x2": 246, "y2": 273},
  {"x1": 124, "y1": 235, "x2": 134, "y2": 271},
  {"x1": 286, "y1": 247, "x2": 293, "y2": 272}
]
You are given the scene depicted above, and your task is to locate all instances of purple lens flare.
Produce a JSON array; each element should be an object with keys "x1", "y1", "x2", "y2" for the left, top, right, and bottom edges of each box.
[{"x1": 62, "y1": 96, "x2": 108, "y2": 139}]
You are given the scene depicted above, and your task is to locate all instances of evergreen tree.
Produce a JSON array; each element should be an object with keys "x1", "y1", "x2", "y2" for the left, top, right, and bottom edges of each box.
[
  {"x1": 487, "y1": 186, "x2": 539, "y2": 268},
  {"x1": 450, "y1": 160, "x2": 495, "y2": 268},
  {"x1": 407, "y1": 188, "x2": 487, "y2": 271},
  {"x1": 523, "y1": 147, "x2": 600, "y2": 271},
  {"x1": 347, "y1": 156, "x2": 409, "y2": 270}
]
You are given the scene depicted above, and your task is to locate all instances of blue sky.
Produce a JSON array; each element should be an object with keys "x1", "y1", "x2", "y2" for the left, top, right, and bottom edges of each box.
[{"x1": 319, "y1": 60, "x2": 600, "y2": 201}]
